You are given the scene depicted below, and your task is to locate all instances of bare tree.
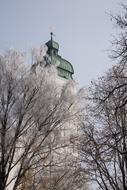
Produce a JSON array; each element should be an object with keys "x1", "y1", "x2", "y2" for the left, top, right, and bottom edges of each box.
[
  {"x1": 0, "y1": 48, "x2": 85, "y2": 190},
  {"x1": 110, "y1": 3, "x2": 127, "y2": 63},
  {"x1": 80, "y1": 4, "x2": 127, "y2": 190},
  {"x1": 81, "y1": 51, "x2": 127, "y2": 190}
]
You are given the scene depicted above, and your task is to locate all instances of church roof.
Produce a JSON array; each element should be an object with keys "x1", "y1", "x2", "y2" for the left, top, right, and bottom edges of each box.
[
  {"x1": 46, "y1": 40, "x2": 59, "y2": 50},
  {"x1": 45, "y1": 33, "x2": 74, "y2": 80},
  {"x1": 58, "y1": 57, "x2": 74, "y2": 74}
]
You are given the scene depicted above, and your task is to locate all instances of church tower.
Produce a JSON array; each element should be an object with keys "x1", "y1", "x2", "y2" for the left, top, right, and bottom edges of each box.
[
  {"x1": 30, "y1": 34, "x2": 89, "y2": 190},
  {"x1": 45, "y1": 32, "x2": 74, "y2": 80}
]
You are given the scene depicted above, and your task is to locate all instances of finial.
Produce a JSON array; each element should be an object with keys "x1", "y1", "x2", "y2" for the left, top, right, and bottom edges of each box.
[
  {"x1": 49, "y1": 26, "x2": 55, "y2": 41},
  {"x1": 50, "y1": 32, "x2": 53, "y2": 41}
]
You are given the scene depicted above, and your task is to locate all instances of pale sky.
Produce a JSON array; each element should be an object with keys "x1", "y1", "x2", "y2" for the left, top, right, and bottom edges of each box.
[{"x1": 0, "y1": 0, "x2": 122, "y2": 86}]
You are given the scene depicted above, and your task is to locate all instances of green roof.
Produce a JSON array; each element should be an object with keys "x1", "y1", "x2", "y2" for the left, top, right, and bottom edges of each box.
[
  {"x1": 45, "y1": 36, "x2": 74, "y2": 80},
  {"x1": 46, "y1": 40, "x2": 59, "y2": 50},
  {"x1": 51, "y1": 55, "x2": 74, "y2": 79},
  {"x1": 58, "y1": 57, "x2": 74, "y2": 74}
]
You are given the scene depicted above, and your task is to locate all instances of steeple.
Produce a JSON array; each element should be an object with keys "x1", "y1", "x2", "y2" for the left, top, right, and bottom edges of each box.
[
  {"x1": 46, "y1": 33, "x2": 59, "y2": 56},
  {"x1": 45, "y1": 34, "x2": 74, "y2": 80}
]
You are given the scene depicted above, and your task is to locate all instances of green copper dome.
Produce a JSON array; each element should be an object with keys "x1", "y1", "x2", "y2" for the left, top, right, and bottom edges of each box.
[
  {"x1": 46, "y1": 40, "x2": 59, "y2": 50},
  {"x1": 58, "y1": 58, "x2": 74, "y2": 73},
  {"x1": 57, "y1": 60, "x2": 74, "y2": 79},
  {"x1": 45, "y1": 33, "x2": 74, "y2": 80}
]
